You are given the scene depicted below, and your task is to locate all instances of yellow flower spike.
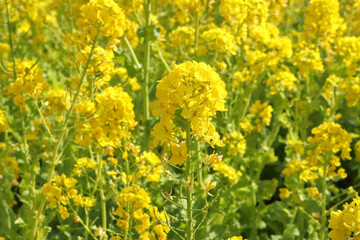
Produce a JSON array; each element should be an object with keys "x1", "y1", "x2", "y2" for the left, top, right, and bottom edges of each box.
[{"x1": 152, "y1": 61, "x2": 227, "y2": 151}]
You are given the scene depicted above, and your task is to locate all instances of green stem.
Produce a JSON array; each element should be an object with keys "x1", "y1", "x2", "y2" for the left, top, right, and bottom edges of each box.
[
  {"x1": 185, "y1": 122, "x2": 193, "y2": 240},
  {"x1": 142, "y1": 0, "x2": 151, "y2": 150},
  {"x1": 97, "y1": 153, "x2": 107, "y2": 239},
  {"x1": 320, "y1": 155, "x2": 329, "y2": 240},
  {"x1": 30, "y1": 32, "x2": 99, "y2": 240},
  {"x1": 122, "y1": 36, "x2": 141, "y2": 69},
  {"x1": 5, "y1": 0, "x2": 17, "y2": 79},
  {"x1": 194, "y1": 11, "x2": 200, "y2": 52}
]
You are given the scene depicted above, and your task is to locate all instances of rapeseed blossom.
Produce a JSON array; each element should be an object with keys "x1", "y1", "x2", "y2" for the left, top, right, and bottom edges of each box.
[{"x1": 152, "y1": 61, "x2": 227, "y2": 150}]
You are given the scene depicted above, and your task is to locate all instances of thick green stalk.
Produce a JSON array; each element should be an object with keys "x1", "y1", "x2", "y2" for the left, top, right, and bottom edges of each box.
[
  {"x1": 143, "y1": 0, "x2": 151, "y2": 150},
  {"x1": 185, "y1": 122, "x2": 193, "y2": 240}
]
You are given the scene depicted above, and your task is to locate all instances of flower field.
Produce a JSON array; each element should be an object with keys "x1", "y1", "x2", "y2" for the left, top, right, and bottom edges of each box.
[{"x1": 1, "y1": 0, "x2": 360, "y2": 239}]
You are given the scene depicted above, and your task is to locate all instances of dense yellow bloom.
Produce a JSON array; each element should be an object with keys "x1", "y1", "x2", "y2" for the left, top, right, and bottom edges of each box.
[
  {"x1": 200, "y1": 27, "x2": 238, "y2": 56},
  {"x1": 212, "y1": 161, "x2": 241, "y2": 184},
  {"x1": 222, "y1": 132, "x2": 246, "y2": 155},
  {"x1": 336, "y1": 37, "x2": 360, "y2": 67},
  {"x1": 152, "y1": 61, "x2": 227, "y2": 149},
  {"x1": 46, "y1": 89, "x2": 70, "y2": 114},
  {"x1": 250, "y1": 101, "x2": 273, "y2": 132},
  {"x1": 77, "y1": 0, "x2": 126, "y2": 40},
  {"x1": 76, "y1": 46, "x2": 115, "y2": 88},
  {"x1": 328, "y1": 197, "x2": 360, "y2": 239},
  {"x1": 339, "y1": 76, "x2": 360, "y2": 107},
  {"x1": 293, "y1": 44, "x2": 324, "y2": 77},
  {"x1": 6, "y1": 59, "x2": 50, "y2": 109},
  {"x1": 135, "y1": 151, "x2": 164, "y2": 182},
  {"x1": 169, "y1": 26, "x2": 195, "y2": 48},
  {"x1": 284, "y1": 122, "x2": 353, "y2": 182},
  {"x1": 72, "y1": 158, "x2": 97, "y2": 177},
  {"x1": 0, "y1": 110, "x2": 8, "y2": 132},
  {"x1": 304, "y1": 0, "x2": 344, "y2": 44},
  {"x1": 307, "y1": 122, "x2": 351, "y2": 160},
  {"x1": 75, "y1": 86, "x2": 137, "y2": 148},
  {"x1": 114, "y1": 186, "x2": 169, "y2": 238},
  {"x1": 266, "y1": 69, "x2": 297, "y2": 95},
  {"x1": 219, "y1": 0, "x2": 268, "y2": 27}
]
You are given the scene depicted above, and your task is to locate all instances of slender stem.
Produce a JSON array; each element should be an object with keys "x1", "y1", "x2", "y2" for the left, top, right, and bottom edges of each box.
[
  {"x1": 194, "y1": 11, "x2": 200, "y2": 52},
  {"x1": 97, "y1": 153, "x2": 107, "y2": 239},
  {"x1": 142, "y1": 0, "x2": 151, "y2": 150},
  {"x1": 31, "y1": 32, "x2": 99, "y2": 240},
  {"x1": 5, "y1": 0, "x2": 17, "y2": 79},
  {"x1": 122, "y1": 36, "x2": 141, "y2": 69},
  {"x1": 320, "y1": 155, "x2": 329, "y2": 240},
  {"x1": 185, "y1": 122, "x2": 193, "y2": 240}
]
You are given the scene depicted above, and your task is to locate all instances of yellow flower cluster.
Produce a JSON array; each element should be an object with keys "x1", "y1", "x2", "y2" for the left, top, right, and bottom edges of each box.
[
  {"x1": 323, "y1": 75, "x2": 341, "y2": 101},
  {"x1": 222, "y1": 132, "x2": 246, "y2": 155},
  {"x1": 339, "y1": 76, "x2": 360, "y2": 107},
  {"x1": 114, "y1": 186, "x2": 170, "y2": 239},
  {"x1": 0, "y1": 110, "x2": 8, "y2": 132},
  {"x1": 75, "y1": 86, "x2": 137, "y2": 148},
  {"x1": 72, "y1": 158, "x2": 97, "y2": 177},
  {"x1": 328, "y1": 197, "x2": 360, "y2": 240},
  {"x1": 42, "y1": 174, "x2": 96, "y2": 219},
  {"x1": 76, "y1": 46, "x2": 115, "y2": 88},
  {"x1": 200, "y1": 27, "x2": 238, "y2": 56},
  {"x1": 135, "y1": 151, "x2": 164, "y2": 182},
  {"x1": 284, "y1": 122, "x2": 352, "y2": 182},
  {"x1": 307, "y1": 122, "x2": 351, "y2": 161},
  {"x1": 112, "y1": 67, "x2": 140, "y2": 91},
  {"x1": 169, "y1": 26, "x2": 195, "y2": 48},
  {"x1": 152, "y1": 61, "x2": 227, "y2": 149},
  {"x1": 206, "y1": 154, "x2": 241, "y2": 184},
  {"x1": 249, "y1": 100, "x2": 273, "y2": 132},
  {"x1": 266, "y1": 69, "x2": 297, "y2": 95},
  {"x1": 303, "y1": 0, "x2": 344, "y2": 44},
  {"x1": 336, "y1": 37, "x2": 360, "y2": 67},
  {"x1": 6, "y1": 59, "x2": 50, "y2": 109},
  {"x1": 219, "y1": 0, "x2": 268, "y2": 27},
  {"x1": 76, "y1": 0, "x2": 126, "y2": 40},
  {"x1": 46, "y1": 88, "x2": 70, "y2": 115},
  {"x1": 293, "y1": 44, "x2": 324, "y2": 77},
  {"x1": 279, "y1": 188, "x2": 292, "y2": 199}
]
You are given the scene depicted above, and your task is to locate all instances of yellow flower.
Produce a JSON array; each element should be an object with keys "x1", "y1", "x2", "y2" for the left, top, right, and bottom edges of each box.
[
  {"x1": 58, "y1": 205, "x2": 69, "y2": 220},
  {"x1": 279, "y1": 188, "x2": 292, "y2": 199},
  {"x1": 201, "y1": 27, "x2": 238, "y2": 56},
  {"x1": 202, "y1": 178, "x2": 216, "y2": 195},
  {"x1": 152, "y1": 61, "x2": 227, "y2": 149},
  {"x1": 328, "y1": 197, "x2": 360, "y2": 239},
  {"x1": 0, "y1": 42, "x2": 10, "y2": 58},
  {"x1": 307, "y1": 187, "x2": 320, "y2": 198},
  {"x1": 0, "y1": 110, "x2": 8, "y2": 132}
]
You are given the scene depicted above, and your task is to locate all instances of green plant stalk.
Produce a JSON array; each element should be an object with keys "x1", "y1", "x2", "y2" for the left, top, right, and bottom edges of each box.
[
  {"x1": 320, "y1": 155, "x2": 329, "y2": 240},
  {"x1": 194, "y1": 11, "x2": 200, "y2": 52},
  {"x1": 97, "y1": 153, "x2": 107, "y2": 239},
  {"x1": 143, "y1": 0, "x2": 151, "y2": 150},
  {"x1": 185, "y1": 122, "x2": 194, "y2": 240},
  {"x1": 30, "y1": 32, "x2": 99, "y2": 240},
  {"x1": 5, "y1": 0, "x2": 17, "y2": 79},
  {"x1": 123, "y1": 36, "x2": 141, "y2": 69}
]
